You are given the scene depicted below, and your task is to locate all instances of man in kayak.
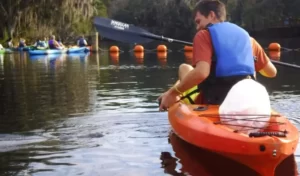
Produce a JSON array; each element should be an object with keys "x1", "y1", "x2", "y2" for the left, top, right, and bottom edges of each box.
[
  {"x1": 158, "y1": 0, "x2": 277, "y2": 111},
  {"x1": 33, "y1": 39, "x2": 47, "y2": 49}
]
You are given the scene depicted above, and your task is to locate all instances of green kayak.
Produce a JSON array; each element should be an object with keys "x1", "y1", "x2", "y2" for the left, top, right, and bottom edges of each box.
[{"x1": 0, "y1": 49, "x2": 13, "y2": 54}]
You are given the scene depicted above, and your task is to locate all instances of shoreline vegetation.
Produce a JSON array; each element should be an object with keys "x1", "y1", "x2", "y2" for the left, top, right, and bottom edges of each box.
[{"x1": 0, "y1": 0, "x2": 300, "y2": 47}]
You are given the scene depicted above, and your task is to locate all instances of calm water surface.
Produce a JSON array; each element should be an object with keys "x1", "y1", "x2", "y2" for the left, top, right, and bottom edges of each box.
[{"x1": 0, "y1": 41, "x2": 300, "y2": 176}]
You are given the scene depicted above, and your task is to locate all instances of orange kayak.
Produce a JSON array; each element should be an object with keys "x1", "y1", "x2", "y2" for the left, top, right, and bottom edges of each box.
[
  {"x1": 167, "y1": 131, "x2": 298, "y2": 176},
  {"x1": 168, "y1": 102, "x2": 299, "y2": 176}
]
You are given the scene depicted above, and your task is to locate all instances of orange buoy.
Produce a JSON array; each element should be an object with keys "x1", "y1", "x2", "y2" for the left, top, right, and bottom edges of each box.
[
  {"x1": 268, "y1": 51, "x2": 281, "y2": 60},
  {"x1": 134, "y1": 45, "x2": 144, "y2": 52},
  {"x1": 268, "y1": 43, "x2": 281, "y2": 51},
  {"x1": 158, "y1": 58, "x2": 167, "y2": 68},
  {"x1": 184, "y1": 51, "x2": 193, "y2": 65},
  {"x1": 110, "y1": 52, "x2": 119, "y2": 60},
  {"x1": 109, "y1": 46, "x2": 119, "y2": 52},
  {"x1": 135, "y1": 52, "x2": 144, "y2": 64},
  {"x1": 134, "y1": 52, "x2": 144, "y2": 59},
  {"x1": 111, "y1": 59, "x2": 119, "y2": 65},
  {"x1": 157, "y1": 52, "x2": 167, "y2": 67},
  {"x1": 157, "y1": 45, "x2": 167, "y2": 52},
  {"x1": 157, "y1": 51, "x2": 167, "y2": 59},
  {"x1": 184, "y1": 51, "x2": 193, "y2": 60},
  {"x1": 184, "y1": 45, "x2": 193, "y2": 52},
  {"x1": 135, "y1": 58, "x2": 144, "y2": 64},
  {"x1": 185, "y1": 59, "x2": 193, "y2": 65}
]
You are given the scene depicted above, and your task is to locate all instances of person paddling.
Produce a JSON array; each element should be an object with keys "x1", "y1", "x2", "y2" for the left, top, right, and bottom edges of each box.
[
  {"x1": 34, "y1": 39, "x2": 47, "y2": 49},
  {"x1": 48, "y1": 35, "x2": 62, "y2": 49},
  {"x1": 57, "y1": 38, "x2": 66, "y2": 49},
  {"x1": 18, "y1": 38, "x2": 27, "y2": 48},
  {"x1": 6, "y1": 38, "x2": 14, "y2": 48},
  {"x1": 158, "y1": 0, "x2": 277, "y2": 111},
  {"x1": 77, "y1": 35, "x2": 88, "y2": 47}
]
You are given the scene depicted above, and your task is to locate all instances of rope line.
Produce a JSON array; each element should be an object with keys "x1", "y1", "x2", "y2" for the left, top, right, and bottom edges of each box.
[
  {"x1": 128, "y1": 48, "x2": 173, "y2": 53},
  {"x1": 99, "y1": 47, "x2": 125, "y2": 53}
]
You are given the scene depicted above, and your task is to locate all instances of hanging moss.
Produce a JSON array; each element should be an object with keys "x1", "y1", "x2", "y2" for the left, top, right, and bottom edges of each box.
[{"x1": 0, "y1": 0, "x2": 110, "y2": 41}]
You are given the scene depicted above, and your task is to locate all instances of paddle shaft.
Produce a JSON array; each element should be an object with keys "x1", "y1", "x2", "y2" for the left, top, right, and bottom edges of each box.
[
  {"x1": 140, "y1": 33, "x2": 192, "y2": 45},
  {"x1": 270, "y1": 60, "x2": 300, "y2": 69}
]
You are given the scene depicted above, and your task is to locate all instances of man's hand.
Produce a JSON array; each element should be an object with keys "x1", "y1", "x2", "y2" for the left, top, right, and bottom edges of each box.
[{"x1": 157, "y1": 88, "x2": 181, "y2": 111}]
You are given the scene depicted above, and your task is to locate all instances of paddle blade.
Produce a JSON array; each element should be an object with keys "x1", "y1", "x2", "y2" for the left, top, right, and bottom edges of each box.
[{"x1": 93, "y1": 17, "x2": 155, "y2": 44}]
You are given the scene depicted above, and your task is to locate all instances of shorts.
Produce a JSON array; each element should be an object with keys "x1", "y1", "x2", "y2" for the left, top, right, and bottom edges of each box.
[{"x1": 181, "y1": 85, "x2": 200, "y2": 104}]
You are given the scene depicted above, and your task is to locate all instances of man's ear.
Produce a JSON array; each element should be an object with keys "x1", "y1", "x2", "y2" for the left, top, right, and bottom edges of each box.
[{"x1": 208, "y1": 11, "x2": 216, "y2": 20}]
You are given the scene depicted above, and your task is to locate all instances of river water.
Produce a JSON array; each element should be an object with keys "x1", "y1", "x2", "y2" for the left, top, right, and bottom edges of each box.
[{"x1": 0, "y1": 41, "x2": 300, "y2": 176}]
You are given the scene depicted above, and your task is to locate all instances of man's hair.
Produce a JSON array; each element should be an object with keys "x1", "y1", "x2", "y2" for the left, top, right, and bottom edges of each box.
[{"x1": 193, "y1": 0, "x2": 226, "y2": 22}]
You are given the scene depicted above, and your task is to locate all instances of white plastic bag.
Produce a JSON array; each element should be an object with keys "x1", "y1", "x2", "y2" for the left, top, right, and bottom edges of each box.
[{"x1": 219, "y1": 79, "x2": 271, "y2": 134}]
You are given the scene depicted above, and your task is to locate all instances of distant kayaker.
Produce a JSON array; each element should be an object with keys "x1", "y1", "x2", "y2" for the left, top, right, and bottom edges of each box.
[
  {"x1": 57, "y1": 38, "x2": 66, "y2": 49},
  {"x1": 34, "y1": 39, "x2": 47, "y2": 49},
  {"x1": 158, "y1": 0, "x2": 277, "y2": 111},
  {"x1": 7, "y1": 38, "x2": 14, "y2": 48},
  {"x1": 77, "y1": 35, "x2": 88, "y2": 47},
  {"x1": 18, "y1": 38, "x2": 27, "y2": 48},
  {"x1": 48, "y1": 35, "x2": 62, "y2": 49},
  {"x1": 43, "y1": 37, "x2": 49, "y2": 48}
]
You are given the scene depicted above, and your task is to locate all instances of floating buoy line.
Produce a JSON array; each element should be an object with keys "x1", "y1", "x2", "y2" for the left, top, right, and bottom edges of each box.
[{"x1": 97, "y1": 43, "x2": 299, "y2": 61}]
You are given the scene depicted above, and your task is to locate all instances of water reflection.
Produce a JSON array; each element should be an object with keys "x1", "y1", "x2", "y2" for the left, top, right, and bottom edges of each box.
[
  {"x1": 0, "y1": 53, "x2": 92, "y2": 133},
  {"x1": 268, "y1": 51, "x2": 281, "y2": 60},
  {"x1": 109, "y1": 52, "x2": 119, "y2": 65},
  {"x1": 0, "y1": 54, "x2": 4, "y2": 73},
  {"x1": 134, "y1": 52, "x2": 144, "y2": 65}
]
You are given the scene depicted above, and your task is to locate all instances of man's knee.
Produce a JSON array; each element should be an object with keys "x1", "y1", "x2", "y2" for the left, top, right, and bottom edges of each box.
[
  {"x1": 179, "y1": 63, "x2": 193, "y2": 72},
  {"x1": 178, "y1": 63, "x2": 193, "y2": 80}
]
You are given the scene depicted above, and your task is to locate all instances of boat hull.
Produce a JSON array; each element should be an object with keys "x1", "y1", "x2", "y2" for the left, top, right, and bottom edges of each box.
[
  {"x1": 28, "y1": 47, "x2": 90, "y2": 55},
  {"x1": 168, "y1": 102, "x2": 299, "y2": 176}
]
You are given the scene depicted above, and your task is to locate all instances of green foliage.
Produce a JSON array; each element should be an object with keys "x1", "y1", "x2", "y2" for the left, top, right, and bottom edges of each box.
[
  {"x1": 0, "y1": 29, "x2": 9, "y2": 45},
  {"x1": 0, "y1": 0, "x2": 109, "y2": 42},
  {"x1": 93, "y1": 0, "x2": 108, "y2": 17},
  {"x1": 110, "y1": 0, "x2": 195, "y2": 40}
]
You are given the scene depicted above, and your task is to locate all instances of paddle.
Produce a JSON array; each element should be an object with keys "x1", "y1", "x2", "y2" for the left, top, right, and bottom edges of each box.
[
  {"x1": 270, "y1": 60, "x2": 300, "y2": 69},
  {"x1": 93, "y1": 17, "x2": 192, "y2": 45},
  {"x1": 93, "y1": 17, "x2": 300, "y2": 70}
]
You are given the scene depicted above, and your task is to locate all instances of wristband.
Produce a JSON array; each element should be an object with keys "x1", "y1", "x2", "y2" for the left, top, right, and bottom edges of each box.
[{"x1": 174, "y1": 86, "x2": 183, "y2": 95}]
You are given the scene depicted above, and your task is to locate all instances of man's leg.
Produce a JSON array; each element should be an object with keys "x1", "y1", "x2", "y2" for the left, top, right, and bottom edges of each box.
[
  {"x1": 176, "y1": 64, "x2": 200, "y2": 104},
  {"x1": 179, "y1": 63, "x2": 194, "y2": 81},
  {"x1": 172, "y1": 63, "x2": 194, "y2": 87}
]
